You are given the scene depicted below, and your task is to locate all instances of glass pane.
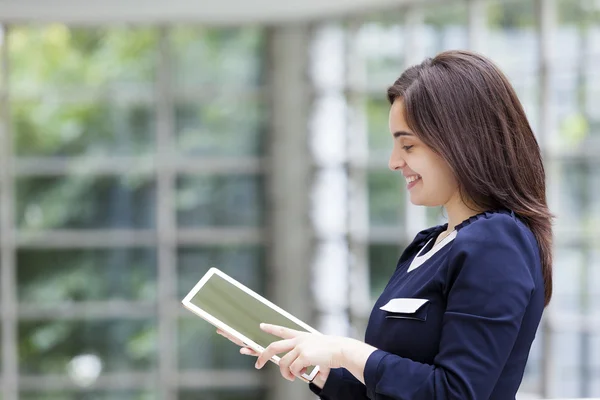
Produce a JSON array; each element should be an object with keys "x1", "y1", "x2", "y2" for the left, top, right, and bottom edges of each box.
[
  {"x1": 486, "y1": 0, "x2": 540, "y2": 134},
  {"x1": 553, "y1": 245, "x2": 585, "y2": 314},
  {"x1": 511, "y1": 70, "x2": 540, "y2": 134},
  {"x1": 369, "y1": 244, "x2": 404, "y2": 299},
  {"x1": 551, "y1": 331, "x2": 584, "y2": 397},
  {"x1": 17, "y1": 248, "x2": 157, "y2": 303},
  {"x1": 179, "y1": 389, "x2": 265, "y2": 400},
  {"x1": 171, "y1": 27, "x2": 265, "y2": 88},
  {"x1": 367, "y1": 95, "x2": 392, "y2": 154},
  {"x1": 551, "y1": 0, "x2": 600, "y2": 148},
  {"x1": 20, "y1": 391, "x2": 156, "y2": 400},
  {"x1": 177, "y1": 245, "x2": 266, "y2": 300},
  {"x1": 486, "y1": 0, "x2": 538, "y2": 73},
  {"x1": 176, "y1": 175, "x2": 264, "y2": 228},
  {"x1": 12, "y1": 97, "x2": 155, "y2": 157},
  {"x1": 19, "y1": 319, "x2": 157, "y2": 375},
  {"x1": 556, "y1": 0, "x2": 600, "y2": 58},
  {"x1": 16, "y1": 175, "x2": 156, "y2": 230},
  {"x1": 368, "y1": 169, "x2": 405, "y2": 227},
  {"x1": 8, "y1": 25, "x2": 158, "y2": 157},
  {"x1": 178, "y1": 317, "x2": 257, "y2": 370},
  {"x1": 551, "y1": 60, "x2": 598, "y2": 150},
  {"x1": 175, "y1": 96, "x2": 266, "y2": 156},
  {"x1": 422, "y1": 1, "x2": 469, "y2": 56},
  {"x1": 356, "y1": 14, "x2": 405, "y2": 90},
  {"x1": 556, "y1": 161, "x2": 600, "y2": 230}
]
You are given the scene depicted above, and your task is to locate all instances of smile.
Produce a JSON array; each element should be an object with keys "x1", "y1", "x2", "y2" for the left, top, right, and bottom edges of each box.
[{"x1": 405, "y1": 175, "x2": 422, "y2": 185}]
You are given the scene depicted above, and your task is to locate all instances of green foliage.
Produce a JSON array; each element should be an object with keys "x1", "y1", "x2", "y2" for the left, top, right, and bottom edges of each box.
[
  {"x1": 176, "y1": 175, "x2": 264, "y2": 227},
  {"x1": 6, "y1": 23, "x2": 267, "y2": 387},
  {"x1": 423, "y1": 2, "x2": 468, "y2": 28},
  {"x1": 19, "y1": 319, "x2": 157, "y2": 375},
  {"x1": 487, "y1": 0, "x2": 536, "y2": 29},
  {"x1": 17, "y1": 248, "x2": 157, "y2": 303}
]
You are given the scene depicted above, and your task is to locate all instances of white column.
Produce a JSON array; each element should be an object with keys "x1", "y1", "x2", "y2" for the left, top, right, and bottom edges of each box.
[
  {"x1": 345, "y1": 19, "x2": 371, "y2": 339},
  {"x1": 308, "y1": 23, "x2": 351, "y2": 340},
  {"x1": 266, "y1": 24, "x2": 316, "y2": 400}
]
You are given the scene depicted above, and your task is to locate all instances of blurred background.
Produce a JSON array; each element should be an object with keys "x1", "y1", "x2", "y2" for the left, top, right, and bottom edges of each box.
[{"x1": 0, "y1": 0, "x2": 598, "y2": 399}]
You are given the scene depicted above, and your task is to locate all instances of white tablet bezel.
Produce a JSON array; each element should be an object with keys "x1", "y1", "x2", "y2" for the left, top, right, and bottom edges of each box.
[{"x1": 181, "y1": 267, "x2": 321, "y2": 383}]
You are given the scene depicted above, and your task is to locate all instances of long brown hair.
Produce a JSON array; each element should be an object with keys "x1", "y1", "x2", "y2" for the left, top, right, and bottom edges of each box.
[{"x1": 388, "y1": 50, "x2": 553, "y2": 306}]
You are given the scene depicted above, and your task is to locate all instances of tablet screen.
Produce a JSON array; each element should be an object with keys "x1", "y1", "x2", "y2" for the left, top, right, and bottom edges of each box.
[{"x1": 183, "y1": 268, "x2": 318, "y2": 376}]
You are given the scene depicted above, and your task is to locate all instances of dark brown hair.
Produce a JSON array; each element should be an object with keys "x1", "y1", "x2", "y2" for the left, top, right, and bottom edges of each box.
[{"x1": 388, "y1": 50, "x2": 553, "y2": 306}]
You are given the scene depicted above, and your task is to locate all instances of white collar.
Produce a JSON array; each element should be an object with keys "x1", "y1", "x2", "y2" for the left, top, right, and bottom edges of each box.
[{"x1": 407, "y1": 230, "x2": 457, "y2": 273}]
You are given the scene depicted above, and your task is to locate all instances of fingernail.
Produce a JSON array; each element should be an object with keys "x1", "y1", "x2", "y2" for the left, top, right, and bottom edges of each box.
[{"x1": 259, "y1": 323, "x2": 265, "y2": 329}]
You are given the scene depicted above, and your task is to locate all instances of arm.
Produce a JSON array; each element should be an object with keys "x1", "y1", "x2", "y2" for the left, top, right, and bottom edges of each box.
[
  {"x1": 308, "y1": 338, "x2": 377, "y2": 399},
  {"x1": 342, "y1": 216, "x2": 539, "y2": 399}
]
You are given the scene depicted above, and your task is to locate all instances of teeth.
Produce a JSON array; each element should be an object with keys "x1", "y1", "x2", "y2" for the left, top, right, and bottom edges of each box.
[{"x1": 405, "y1": 175, "x2": 421, "y2": 184}]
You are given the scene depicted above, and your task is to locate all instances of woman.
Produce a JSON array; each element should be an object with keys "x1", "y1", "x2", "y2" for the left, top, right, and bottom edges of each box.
[{"x1": 218, "y1": 50, "x2": 553, "y2": 399}]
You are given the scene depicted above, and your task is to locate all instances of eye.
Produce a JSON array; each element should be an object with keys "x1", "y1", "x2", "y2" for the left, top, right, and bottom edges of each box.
[{"x1": 402, "y1": 145, "x2": 414, "y2": 152}]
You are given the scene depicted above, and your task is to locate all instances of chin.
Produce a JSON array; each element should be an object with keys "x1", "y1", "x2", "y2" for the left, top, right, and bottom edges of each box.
[
  {"x1": 409, "y1": 192, "x2": 442, "y2": 207},
  {"x1": 408, "y1": 193, "x2": 427, "y2": 206}
]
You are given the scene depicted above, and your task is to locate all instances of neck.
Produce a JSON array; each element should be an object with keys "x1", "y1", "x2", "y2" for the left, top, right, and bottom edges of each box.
[{"x1": 443, "y1": 191, "x2": 485, "y2": 232}]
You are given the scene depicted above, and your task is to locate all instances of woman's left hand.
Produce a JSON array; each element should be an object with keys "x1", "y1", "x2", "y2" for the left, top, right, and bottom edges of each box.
[{"x1": 255, "y1": 323, "x2": 350, "y2": 381}]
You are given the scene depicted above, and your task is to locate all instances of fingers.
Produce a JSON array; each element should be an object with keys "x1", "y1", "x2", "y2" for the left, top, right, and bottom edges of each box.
[
  {"x1": 277, "y1": 348, "x2": 299, "y2": 381},
  {"x1": 255, "y1": 339, "x2": 296, "y2": 369},
  {"x1": 289, "y1": 356, "x2": 309, "y2": 377},
  {"x1": 240, "y1": 347, "x2": 259, "y2": 357},
  {"x1": 260, "y1": 323, "x2": 303, "y2": 340}
]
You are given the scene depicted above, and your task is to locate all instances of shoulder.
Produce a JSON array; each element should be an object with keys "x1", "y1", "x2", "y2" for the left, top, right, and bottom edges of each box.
[
  {"x1": 454, "y1": 210, "x2": 537, "y2": 253},
  {"x1": 446, "y1": 210, "x2": 540, "y2": 292}
]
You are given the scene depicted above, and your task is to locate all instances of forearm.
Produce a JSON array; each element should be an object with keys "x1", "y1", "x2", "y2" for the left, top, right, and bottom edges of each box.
[{"x1": 340, "y1": 338, "x2": 378, "y2": 385}]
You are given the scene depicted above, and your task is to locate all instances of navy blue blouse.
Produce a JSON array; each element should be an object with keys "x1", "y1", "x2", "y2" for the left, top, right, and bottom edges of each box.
[{"x1": 309, "y1": 209, "x2": 545, "y2": 400}]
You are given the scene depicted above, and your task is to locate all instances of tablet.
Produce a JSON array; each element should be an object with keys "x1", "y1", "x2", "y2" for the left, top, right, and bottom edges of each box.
[{"x1": 181, "y1": 267, "x2": 321, "y2": 382}]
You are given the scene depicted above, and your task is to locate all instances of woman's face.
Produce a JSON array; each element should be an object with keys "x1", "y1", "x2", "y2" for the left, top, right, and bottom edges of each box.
[{"x1": 388, "y1": 99, "x2": 459, "y2": 207}]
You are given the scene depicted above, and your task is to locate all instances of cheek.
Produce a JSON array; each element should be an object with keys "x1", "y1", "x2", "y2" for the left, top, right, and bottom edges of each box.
[{"x1": 421, "y1": 156, "x2": 457, "y2": 195}]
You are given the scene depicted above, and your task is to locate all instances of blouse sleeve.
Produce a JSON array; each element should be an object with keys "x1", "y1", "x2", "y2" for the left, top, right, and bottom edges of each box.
[{"x1": 308, "y1": 368, "x2": 368, "y2": 400}]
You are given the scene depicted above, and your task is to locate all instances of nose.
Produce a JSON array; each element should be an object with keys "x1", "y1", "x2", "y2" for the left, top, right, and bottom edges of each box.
[{"x1": 388, "y1": 151, "x2": 406, "y2": 171}]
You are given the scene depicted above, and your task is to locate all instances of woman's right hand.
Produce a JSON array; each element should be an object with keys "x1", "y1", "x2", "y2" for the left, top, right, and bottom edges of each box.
[{"x1": 215, "y1": 328, "x2": 330, "y2": 388}]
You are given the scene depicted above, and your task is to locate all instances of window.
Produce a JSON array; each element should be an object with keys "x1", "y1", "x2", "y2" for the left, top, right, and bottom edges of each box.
[{"x1": 0, "y1": 24, "x2": 267, "y2": 399}]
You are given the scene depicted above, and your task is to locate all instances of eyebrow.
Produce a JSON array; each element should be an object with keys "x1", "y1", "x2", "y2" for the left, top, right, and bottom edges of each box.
[{"x1": 392, "y1": 130, "x2": 414, "y2": 138}]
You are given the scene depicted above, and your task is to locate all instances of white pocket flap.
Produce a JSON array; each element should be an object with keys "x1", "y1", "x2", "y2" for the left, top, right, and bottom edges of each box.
[{"x1": 379, "y1": 298, "x2": 429, "y2": 313}]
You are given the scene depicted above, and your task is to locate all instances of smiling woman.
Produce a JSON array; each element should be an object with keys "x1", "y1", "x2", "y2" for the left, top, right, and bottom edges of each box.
[
  {"x1": 304, "y1": 49, "x2": 553, "y2": 400},
  {"x1": 222, "y1": 50, "x2": 553, "y2": 400}
]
